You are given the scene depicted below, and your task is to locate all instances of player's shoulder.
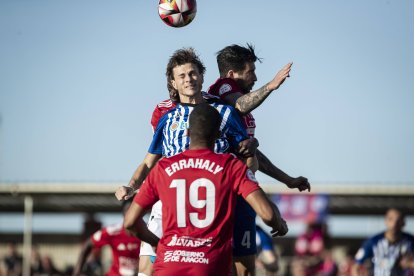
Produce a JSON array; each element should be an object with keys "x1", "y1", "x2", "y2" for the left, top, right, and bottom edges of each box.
[
  {"x1": 157, "y1": 98, "x2": 175, "y2": 108},
  {"x1": 208, "y1": 78, "x2": 240, "y2": 96},
  {"x1": 209, "y1": 101, "x2": 237, "y2": 113},
  {"x1": 151, "y1": 99, "x2": 177, "y2": 129},
  {"x1": 214, "y1": 152, "x2": 242, "y2": 166},
  {"x1": 92, "y1": 223, "x2": 122, "y2": 241},
  {"x1": 201, "y1": 91, "x2": 225, "y2": 105},
  {"x1": 201, "y1": 91, "x2": 219, "y2": 100},
  {"x1": 216, "y1": 77, "x2": 239, "y2": 87},
  {"x1": 367, "y1": 232, "x2": 386, "y2": 244},
  {"x1": 154, "y1": 99, "x2": 176, "y2": 114},
  {"x1": 402, "y1": 231, "x2": 414, "y2": 241},
  {"x1": 155, "y1": 102, "x2": 182, "y2": 122},
  {"x1": 208, "y1": 78, "x2": 242, "y2": 98},
  {"x1": 155, "y1": 155, "x2": 178, "y2": 169}
]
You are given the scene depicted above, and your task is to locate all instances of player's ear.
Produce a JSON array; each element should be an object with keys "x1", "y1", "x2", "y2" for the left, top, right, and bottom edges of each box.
[
  {"x1": 171, "y1": 79, "x2": 178, "y2": 90},
  {"x1": 226, "y1": 70, "x2": 234, "y2": 78}
]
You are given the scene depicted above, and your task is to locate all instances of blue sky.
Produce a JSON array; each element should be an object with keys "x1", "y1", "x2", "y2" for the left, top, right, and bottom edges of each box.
[{"x1": 1, "y1": 0, "x2": 414, "y2": 185}]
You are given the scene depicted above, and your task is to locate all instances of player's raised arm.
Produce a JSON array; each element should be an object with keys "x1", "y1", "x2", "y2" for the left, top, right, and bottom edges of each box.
[
  {"x1": 234, "y1": 62, "x2": 292, "y2": 115},
  {"x1": 244, "y1": 188, "x2": 288, "y2": 237},
  {"x1": 210, "y1": 44, "x2": 292, "y2": 115},
  {"x1": 115, "y1": 153, "x2": 161, "y2": 201}
]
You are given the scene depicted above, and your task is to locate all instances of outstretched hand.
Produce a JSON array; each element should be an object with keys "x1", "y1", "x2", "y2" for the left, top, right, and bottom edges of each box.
[
  {"x1": 287, "y1": 176, "x2": 311, "y2": 192},
  {"x1": 267, "y1": 62, "x2": 293, "y2": 91}
]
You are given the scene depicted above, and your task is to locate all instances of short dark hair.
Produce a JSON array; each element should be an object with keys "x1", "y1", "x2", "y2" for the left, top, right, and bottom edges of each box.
[
  {"x1": 166, "y1": 48, "x2": 206, "y2": 103},
  {"x1": 216, "y1": 43, "x2": 261, "y2": 77},
  {"x1": 189, "y1": 103, "x2": 221, "y2": 143}
]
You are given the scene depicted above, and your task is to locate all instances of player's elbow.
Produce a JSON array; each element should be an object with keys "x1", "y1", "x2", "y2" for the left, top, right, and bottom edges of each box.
[{"x1": 235, "y1": 102, "x2": 249, "y2": 115}]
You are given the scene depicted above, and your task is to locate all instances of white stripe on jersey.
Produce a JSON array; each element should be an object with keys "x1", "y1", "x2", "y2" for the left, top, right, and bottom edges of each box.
[{"x1": 159, "y1": 103, "x2": 240, "y2": 157}]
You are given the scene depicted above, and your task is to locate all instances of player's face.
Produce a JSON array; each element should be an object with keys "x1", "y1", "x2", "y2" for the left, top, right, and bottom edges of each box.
[
  {"x1": 385, "y1": 209, "x2": 404, "y2": 235},
  {"x1": 171, "y1": 63, "x2": 203, "y2": 102},
  {"x1": 232, "y1": 62, "x2": 257, "y2": 93}
]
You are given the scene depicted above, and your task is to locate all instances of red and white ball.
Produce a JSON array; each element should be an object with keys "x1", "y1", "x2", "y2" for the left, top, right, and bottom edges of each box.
[{"x1": 158, "y1": 0, "x2": 197, "y2": 28}]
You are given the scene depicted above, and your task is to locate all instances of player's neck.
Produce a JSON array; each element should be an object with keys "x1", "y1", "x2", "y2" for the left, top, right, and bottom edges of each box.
[
  {"x1": 179, "y1": 93, "x2": 204, "y2": 104},
  {"x1": 385, "y1": 231, "x2": 402, "y2": 243},
  {"x1": 189, "y1": 143, "x2": 214, "y2": 151}
]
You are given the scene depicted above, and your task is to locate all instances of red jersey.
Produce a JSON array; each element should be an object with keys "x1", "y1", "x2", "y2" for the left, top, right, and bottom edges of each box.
[
  {"x1": 150, "y1": 99, "x2": 176, "y2": 132},
  {"x1": 208, "y1": 78, "x2": 256, "y2": 137},
  {"x1": 91, "y1": 223, "x2": 141, "y2": 276},
  {"x1": 134, "y1": 148, "x2": 261, "y2": 276}
]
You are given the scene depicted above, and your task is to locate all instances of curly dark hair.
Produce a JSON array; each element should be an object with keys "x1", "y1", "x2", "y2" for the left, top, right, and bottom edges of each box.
[{"x1": 166, "y1": 47, "x2": 206, "y2": 103}]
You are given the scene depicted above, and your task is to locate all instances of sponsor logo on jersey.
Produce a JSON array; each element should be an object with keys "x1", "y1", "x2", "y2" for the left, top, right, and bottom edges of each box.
[
  {"x1": 170, "y1": 121, "x2": 188, "y2": 131},
  {"x1": 119, "y1": 256, "x2": 138, "y2": 276},
  {"x1": 167, "y1": 235, "x2": 212, "y2": 247},
  {"x1": 219, "y1": 83, "x2": 232, "y2": 95},
  {"x1": 117, "y1": 243, "x2": 126, "y2": 251},
  {"x1": 246, "y1": 169, "x2": 258, "y2": 182},
  {"x1": 127, "y1": 243, "x2": 140, "y2": 250},
  {"x1": 164, "y1": 250, "x2": 209, "y2": 264}
]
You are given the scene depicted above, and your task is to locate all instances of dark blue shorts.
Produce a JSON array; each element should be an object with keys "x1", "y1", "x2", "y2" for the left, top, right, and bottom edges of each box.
[{"x1": 232, "y1": 196, "x2": 257, "y2": 256}]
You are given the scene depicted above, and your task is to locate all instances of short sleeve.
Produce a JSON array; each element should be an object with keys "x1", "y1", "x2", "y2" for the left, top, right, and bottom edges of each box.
[
  {"x1": 91, "y1": 228, "x2": 110, "y2": 248},
  {"x1": 148, "y1": 112, "x2": 170, "y2": 155},
  {"x1": 354, "y1": 238, "x2": 374, "y2": 264},
  {"x1": 229, "y1": 157, "x2": 260, "y2": 198},
  {"x1": 133, "y1": 167, "x2": 161, "y2": 210}
]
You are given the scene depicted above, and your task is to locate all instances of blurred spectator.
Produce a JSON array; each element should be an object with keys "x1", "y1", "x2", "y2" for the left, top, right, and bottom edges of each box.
[
  {"x1": 338, "y1": 247, "x2": 359, "y2": 276},
  {"x1": 1, "y1": 242, "x2": 22, "y2": 276},
  {"x1": 72, "y1": 199, "x2": 141, "y2": 276},
  {"x1": 30, "y1": 244, "x2": 43, "y2": 275},
  {"x1": 255, "y1": 225, "x2": 279, "y2": 275},
  {"x1": 39, "y1": 255, "x2": 63, "y2": 276},
  {"x1": 81, "y1": 247, "x2": 103, "y2": 276},
  {"x1": 400, "y1": 253, "x2": 414, "y2": 275},
  {"x1": 352, "y1": 208, "x2": 414, "y2": 276},
  {"x1": 81, "y1": 214, "x2": 102, "y2": 242},
  {"x1": 291, "y1": 222, "x2": 337, "y2": 276}
]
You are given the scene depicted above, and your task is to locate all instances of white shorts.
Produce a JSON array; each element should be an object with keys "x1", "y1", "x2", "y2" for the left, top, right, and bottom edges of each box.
[{"x1": 139, "y1": 200, "x2": 163, "y2": 257}]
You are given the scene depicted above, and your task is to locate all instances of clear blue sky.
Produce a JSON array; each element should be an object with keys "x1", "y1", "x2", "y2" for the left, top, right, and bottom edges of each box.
[{"x1": 1, "y1": 0, "x2": 414, "y2": 184}]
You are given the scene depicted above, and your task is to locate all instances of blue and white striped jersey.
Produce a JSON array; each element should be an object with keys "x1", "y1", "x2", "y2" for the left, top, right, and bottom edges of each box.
[
  {"x1": 354, "y1": 231, "x2": 414, "y2": 276},
  {"x1": 148, "y1": 102, "x2": 248, "y2": 157}
]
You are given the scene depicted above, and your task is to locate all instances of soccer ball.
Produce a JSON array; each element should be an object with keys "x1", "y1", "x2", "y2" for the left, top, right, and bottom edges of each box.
[{"x1": 158, "y1": 0, "x2": 197, "y2": 28}]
